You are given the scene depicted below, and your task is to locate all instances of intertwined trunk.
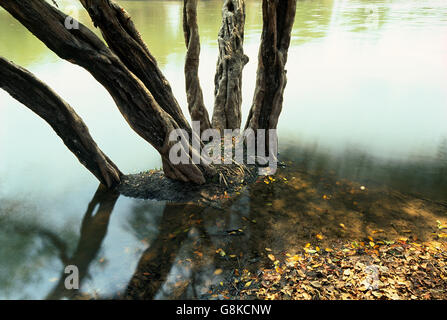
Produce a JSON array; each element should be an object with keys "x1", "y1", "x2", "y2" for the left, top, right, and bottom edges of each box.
[
  {"x1": 0, "y1": 0, "x2": 210, "y2": 184},
  {"x1": 212, "y1": 0, "x2": 249, "y2": 132},
  {"x1": 183, "y1": 0, "x2": 212, "y2": 132},
  {"x1": 0, "y1": 57, "x2": 122, "y2": 188},
  {"x1": 78, "y1": 0, "x2": 192, "y2": 132},
  {"x1": 245, "y1": 0, "x2": 297, "y2": 133},
  {"x1": 0, "y1": 0, "x2": 297, "y2": 188}
]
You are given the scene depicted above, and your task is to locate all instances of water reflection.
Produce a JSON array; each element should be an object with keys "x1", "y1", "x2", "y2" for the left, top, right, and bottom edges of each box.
[
  {"x1": 124, "y1": 143, "x2": 447, "y2": 299},
  {"x1": 1, "y1": 0, "x2": 447, "y2": 300},
  {"x1": 1, "y1": 141, "x2": 446, "y2": 299},
  {"x1": 46, "y1": 185, "x2": 119, "y2": 300},
  {"x1": 0, "y1": 198, "x2": 78, "y2": 299}
]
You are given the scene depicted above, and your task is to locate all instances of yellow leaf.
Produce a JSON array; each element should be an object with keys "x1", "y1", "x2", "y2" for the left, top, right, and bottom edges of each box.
[
  {"x1": 316, "y1": 234, "x2": 324, "y2": 240},
  {"x1": 245, "y1": 281, "x2": 252, "y2": 287},
  {"x1": 216, "y1": 248, "x2": 226, "y2": 256},
  {"x1": 214, "y1": 269, "x2": 223, "y2": 275},
  {"x1": 265, "y1": 248, "x2": 272, "y2": 252},
  {"x1": 290, "y1": 255, "x2": 301, "y2": 262},
  {"x1": 437, "y1": 220, "x2": 447, "y2": 230},
  {"x1": 340, "y1": 223, "x2": 346, "y2": 229},
  {"x1": 268, "y1": 254, "x2": 275, "y2": 261}
]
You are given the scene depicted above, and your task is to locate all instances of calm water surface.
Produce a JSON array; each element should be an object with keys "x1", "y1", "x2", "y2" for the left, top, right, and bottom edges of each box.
[{"x1": 0, "y1": 0, "x2": 446, "y2": 299}]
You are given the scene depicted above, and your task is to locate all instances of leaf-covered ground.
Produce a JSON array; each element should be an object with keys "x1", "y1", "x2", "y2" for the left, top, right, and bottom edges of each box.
[
  {"x1": 207, "y1": 161, "x2": 447, "y2": 300},
  {"x1": 122, "y1": 156, "x2": 447, "y2": 300},
  {"x1": 212, "y1": 237, "x2": 447, "y2": 300}
]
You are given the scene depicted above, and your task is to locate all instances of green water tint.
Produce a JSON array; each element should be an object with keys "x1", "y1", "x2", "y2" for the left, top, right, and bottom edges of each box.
[{"x1": 0, "y1": 0, "x2": 447, "y2": 299}]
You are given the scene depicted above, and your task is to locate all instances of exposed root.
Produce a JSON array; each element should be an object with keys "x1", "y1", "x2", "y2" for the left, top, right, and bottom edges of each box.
[{"x1": 118, "y1": 163, "x2": 258, "y2": 203}]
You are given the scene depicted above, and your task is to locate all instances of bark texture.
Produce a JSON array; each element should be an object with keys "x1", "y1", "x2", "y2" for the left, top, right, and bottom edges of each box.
[
  {"x1": 79, "y1": 0, "x2": 191, "y2": 131},
  {"x1": 0, "y1": 57, "x2": 122, "y2": 188},
  {"x1": 212, "y1": 0, "x2": 249, "y2": 132},
  {"x1": 245, "y1": 0, "x2": 297, "y2": 131},
  {"x1": 183, "y1": 0, "x2": 212, "y2": 132},
  {"x1": 0, "y1": 0, "x2": 209, "y2": 184}
]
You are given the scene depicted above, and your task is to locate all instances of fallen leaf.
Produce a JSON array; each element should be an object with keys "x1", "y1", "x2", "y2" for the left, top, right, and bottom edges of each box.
[{"x1": 214, "y1": 269, "x2": 223, "y2": 275}]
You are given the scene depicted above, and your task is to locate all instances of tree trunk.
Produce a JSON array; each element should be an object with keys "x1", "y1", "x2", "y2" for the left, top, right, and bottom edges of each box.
[
  {"x1": 245, "y1": 0, "x2": 297, "y2": 133},
  {"x1": 0, "y1": 0, "x2": 211, "y2": 184},
  {"x1": 183, "y1": 0, "x2": 212, "y2": 132},
  {"x1": 78, "y1": 0, "x2": 192, "y2": 132},
  {"x1": 0, "y1": 57, "x2": 122, "y2": 188},
  {"x1": 212, "y1": 0, "x2": 249, "y2": 132}
]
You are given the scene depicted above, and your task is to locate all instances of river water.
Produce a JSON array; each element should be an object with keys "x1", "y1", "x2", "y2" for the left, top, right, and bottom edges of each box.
[{"x1": 0, "y1": 0, "x2": 446, "y2": 299}]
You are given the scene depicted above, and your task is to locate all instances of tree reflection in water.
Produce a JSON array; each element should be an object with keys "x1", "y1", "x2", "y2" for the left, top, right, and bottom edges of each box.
[
  {"x1": 46, "y1": 185, "x2": 119, "y2": 299},
  {"x1": 2, "y1": 140, "x2": 447, "y2": 299}
]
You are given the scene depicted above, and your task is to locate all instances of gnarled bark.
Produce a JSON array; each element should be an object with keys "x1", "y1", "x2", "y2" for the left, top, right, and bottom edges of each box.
[
  {"x1": 245, "y1": 0, "x2": 297, "y2": 132},
  {"x1": 0, "y1": 0, "x2": 210, "y2": 184},
  {"x1": 78, "y1": 0, "x2": 191, "y2": 132},
  {"x1": 183, "y1": 0, "x2": 212, "y2": 132},
  {"x1": 0, "y1": 57, "x2": 122, "y2": 188},
  {"x1": 212, "y1": 0, "x2": 249, "y2": 132}
]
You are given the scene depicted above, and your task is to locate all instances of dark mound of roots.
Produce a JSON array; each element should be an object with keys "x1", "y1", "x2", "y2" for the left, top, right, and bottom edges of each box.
[{"x1": 118, "y1": 163, "x2": 259, "y2": 204}]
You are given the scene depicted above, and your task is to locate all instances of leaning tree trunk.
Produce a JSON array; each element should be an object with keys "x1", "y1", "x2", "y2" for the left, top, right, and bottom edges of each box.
[
  {"x1": 183, "y1": 0, "x2": 212, "y2": 132},
  {"x1": 0, "y1": 0, "x2": 212, "y2": 184},
  {"x1": 78, "y1": 0, "x2": 191, "y2": 132},
  {"x1": 212, "y1": 0, "x2": 249, "y2": 132},
  {"x1": 0, "y1": 57, "x2": 122, "y2": 188},
  {"x1": 245, "y1": 0, "x2": 297, "y2": 134}
]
